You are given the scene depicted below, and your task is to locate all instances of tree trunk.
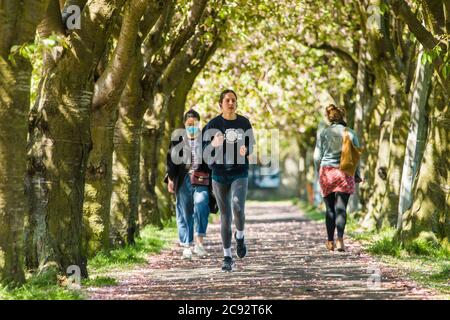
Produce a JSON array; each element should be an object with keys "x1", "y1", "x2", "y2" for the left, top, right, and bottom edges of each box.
[
  {"x1": 380, "y1": 78, "x2": 409, "y2": 226},
  {"x1": 83, "y1": 107, "x2": 117, "y2": 256},
  {"x1": 400, "y1": 83, "x2": 450, "y2": 243},
  {"x1": 397, "y1": 49, "x2": 432, "y2": 228},
  {"x1": 140, "y1": 92, "x2": 167, "y2": 228},
  {"x1": 110, "y1": 54, "x2": 145, "y2": 245},
  {"x1": 349, "y1": 37, "x2": 373, "y2": 213},
  {"x1": 362, "y1": 107, "x2": 391, "y2": 230},
  {"x1": 83, "y1": 0, "x2": 148, "y2": 256},
  {"x1": 26, "y1": 0, "x2": 126, "y2": 277},
  {"x1": 0, "y1": 0, "x2": 50, "y2": 284},
  {"x1": 0, "y1": 56, "x2": 31, "y2": 284}
]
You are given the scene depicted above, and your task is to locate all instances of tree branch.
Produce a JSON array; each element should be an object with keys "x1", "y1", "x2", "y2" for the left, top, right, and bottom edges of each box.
[
  {"x1": 158, "y1": 29, "x2": 206, "y2": 91},
  {"x1": 138, "y1": 0, "x2": 166, "y2": 44},
  {"x1": 142, "y1": 1, "x2": 175, "y2": 61},
  {"x1": 422, "y1": 0, "x2": 446, "y2": 35},
  {"x1": 92, "y1": 0, "x2": 148, "y2": 110},
  {"x1": 164, "y1": 0, "x2": 208, "y2": 63},
  {"x1": 444, "y1": 0, "x2": 450, "y2": 35},
  {"x1": 389, "y1": 0, "x2": 442, "y2": 51},
  {"x1": 303, "y1": 41, "x2": 358, "y2": 79},
  {"x1": 68, "y1": 0, "x2": 127, "y2": 77}
]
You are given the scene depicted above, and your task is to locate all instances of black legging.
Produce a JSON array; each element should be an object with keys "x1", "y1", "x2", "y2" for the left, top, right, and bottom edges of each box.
[{"x1": 323, "y1": 192, "x2": 350, "y2": 241}]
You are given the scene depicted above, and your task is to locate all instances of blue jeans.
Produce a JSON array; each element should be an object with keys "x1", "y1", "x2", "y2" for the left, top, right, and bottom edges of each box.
[{"x1": 175, "y1": 174, "x2": 210, "y2": 246}]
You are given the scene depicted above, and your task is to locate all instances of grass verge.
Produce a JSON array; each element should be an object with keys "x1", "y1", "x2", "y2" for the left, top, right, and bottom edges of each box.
[
  {"x1": 88, "y1": 219, "x2": 178, "y2": 273},
  {"x1": 295, "y1": 200, "x2": 450, "y2": 297},
  {"x1": 0, "y1": 219, "x2": 178, "y2": 300}
]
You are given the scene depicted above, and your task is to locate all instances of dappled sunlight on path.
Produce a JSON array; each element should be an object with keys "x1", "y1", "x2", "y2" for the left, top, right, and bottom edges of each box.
[{"x1": 87, "y1": 202, "x2": 441, "y2": 300}]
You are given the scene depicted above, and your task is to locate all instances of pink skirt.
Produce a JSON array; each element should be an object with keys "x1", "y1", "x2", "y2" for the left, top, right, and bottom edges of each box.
[{"x1": 319, "y1": 166, "x2": 355, "y2": 197}]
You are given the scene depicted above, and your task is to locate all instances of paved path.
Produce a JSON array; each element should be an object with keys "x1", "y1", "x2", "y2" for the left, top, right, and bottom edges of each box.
[{"x1": 87, "y1": 202, "x2": 441, "y2": 300}]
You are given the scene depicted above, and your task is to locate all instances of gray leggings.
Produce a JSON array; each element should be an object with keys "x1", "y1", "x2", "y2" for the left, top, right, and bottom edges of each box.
[{"x1": 212, "y1": 178, "x2": 248, "y2": 249}]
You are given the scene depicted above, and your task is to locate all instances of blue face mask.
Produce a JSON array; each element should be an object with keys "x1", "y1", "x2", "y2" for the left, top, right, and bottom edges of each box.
[{"x1": 186, "y1": 126, "x2": 199, "y2": 136}]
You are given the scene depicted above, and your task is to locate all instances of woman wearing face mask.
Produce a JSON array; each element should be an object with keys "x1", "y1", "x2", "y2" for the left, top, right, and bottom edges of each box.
[
  {"x1": 166, "y1": 109, "x2": 212, "y2": 259},
  {"x1": 203, "y1": 89, "x2": 255, "y2": 272}
]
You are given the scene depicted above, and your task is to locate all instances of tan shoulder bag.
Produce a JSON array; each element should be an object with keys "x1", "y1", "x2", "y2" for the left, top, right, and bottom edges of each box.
[{"x1": 340, "y1": 128, "x2": 362, "y2": 176}]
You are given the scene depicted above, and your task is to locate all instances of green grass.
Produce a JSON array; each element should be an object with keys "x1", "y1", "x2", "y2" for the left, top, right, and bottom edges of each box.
[
  {"x1": 82, "y1": 276, "x2": 118, "y2": 287},
  {"x1": 0, "y1": 219, "x2": 178, "y2": 300},
  {"x1": 88, "y1": 218, "x2": 178, "y2": 272},
  {"x1": 348, "y1": 222, "x2": 450, "y2": 296},
  {"x1": 295, "y1": 200, "x2": 450, "y2": 297},
  {"x1": 0, "y1": 269, "x2": 85, "y2": 300},
  {"x1": 294, "y1": 200, "x2": 325, "y2": 221}
]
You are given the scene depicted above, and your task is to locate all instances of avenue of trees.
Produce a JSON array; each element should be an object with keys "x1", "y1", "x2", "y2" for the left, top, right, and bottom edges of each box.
[
  {"x1": 0, "y1": 0, "x2": 449, "y2": 285},
  {"x1": 189, "y1": 0, "x2": 449, "y2": 254},
  {"x1": 1, "y1": 0, "x2": 228, "y2": 284}
]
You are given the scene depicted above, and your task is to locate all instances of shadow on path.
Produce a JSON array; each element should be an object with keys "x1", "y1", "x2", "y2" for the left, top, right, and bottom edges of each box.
[{"x1": 87, "y1": 202, "x2": 441, "y2": 300}]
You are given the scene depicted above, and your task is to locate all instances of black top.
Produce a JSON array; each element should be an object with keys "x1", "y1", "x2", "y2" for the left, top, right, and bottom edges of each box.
[{"x1": 203, "y1": 114, "x2": 255, "y2": 176}]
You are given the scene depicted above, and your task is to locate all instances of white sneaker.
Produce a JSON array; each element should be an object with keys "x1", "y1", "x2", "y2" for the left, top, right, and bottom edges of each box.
[
  {"x1": 182, "y1": 247, "x2": 192, "y2": 260},
  {"x1": 193, "y1": 244, "x2": 207, "y2": 257}
]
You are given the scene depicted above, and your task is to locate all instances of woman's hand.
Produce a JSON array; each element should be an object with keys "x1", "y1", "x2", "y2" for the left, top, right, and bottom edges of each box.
[
  {"x1": 211, "y1": 132, "x2": 224, "y2": 147},
  {"x1": 239, "y1": 145, "x2": 247, "y2": 157},
  {"x1": 168, "y1": 178, "x2": 175, "y2": 193}
]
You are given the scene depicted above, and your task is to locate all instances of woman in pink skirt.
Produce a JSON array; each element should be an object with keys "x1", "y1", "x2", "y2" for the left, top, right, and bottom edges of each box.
[{"x1": 313, "y1": 104, "x2": 362, "y2": 252}]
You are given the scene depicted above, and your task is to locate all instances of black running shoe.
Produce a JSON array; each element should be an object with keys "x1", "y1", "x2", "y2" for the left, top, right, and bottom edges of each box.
[
  {"x1": 235, "y1": 232, "x2": 247, "y2": 258},
  {"x1": 221, "y1": 256, "x2": 235, "y2": 272}
]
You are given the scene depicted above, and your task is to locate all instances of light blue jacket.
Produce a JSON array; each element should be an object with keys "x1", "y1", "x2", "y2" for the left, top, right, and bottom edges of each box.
[{"x1": 313, "y1": 123, "x2": 361, "y2": 176}]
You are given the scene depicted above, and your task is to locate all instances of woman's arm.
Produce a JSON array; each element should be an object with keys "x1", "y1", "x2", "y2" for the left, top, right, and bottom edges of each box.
[{"x1": 166, "y1": 138, "x2": 182, "y2": 181}]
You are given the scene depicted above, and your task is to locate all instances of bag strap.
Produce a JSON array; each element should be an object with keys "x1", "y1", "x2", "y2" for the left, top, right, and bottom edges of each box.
[{"x1": 343, "y1": 127, "x2": 348, "y2": 137}]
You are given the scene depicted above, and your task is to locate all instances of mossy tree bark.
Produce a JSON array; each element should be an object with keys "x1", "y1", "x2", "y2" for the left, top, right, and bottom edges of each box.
[
  {"x1": 0, "y1": 0, "x2": 50, "y2": 285},
  {"x1": 83, "y1": 0, "x2": 152, "y2": 257},
  {"x1": 397, "y1": 49, "x2": 432, "y2": 229},
  {"x1": 400, "y1": 82, "x2": 450, "y2": 244},
  {"x1": 26, "y1": 0, "x2": 126, "y2": 277},
  {"x1": 110, "y1": 54, "x2": 145, "y2": 246},
  {"x1": 390, "y1": 0, "x2": 450, "y2": 243}
]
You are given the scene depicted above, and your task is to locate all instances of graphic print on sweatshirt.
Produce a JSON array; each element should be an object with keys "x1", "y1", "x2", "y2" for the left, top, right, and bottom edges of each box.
[{"x1": 224, "y1": 128, "x2": 243, "y2": 144}]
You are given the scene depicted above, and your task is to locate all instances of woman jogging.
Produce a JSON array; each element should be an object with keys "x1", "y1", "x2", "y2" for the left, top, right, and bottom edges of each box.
[
  {"x1": 203, "y1": 89, "x2": 255, "y2": 272},
  {"x1": 313, "y1": 104, "x2": 362, "y2": 252}
]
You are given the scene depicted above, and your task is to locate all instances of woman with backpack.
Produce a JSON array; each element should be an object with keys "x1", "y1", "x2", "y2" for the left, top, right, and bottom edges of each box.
[{"x1": 313, "y1": 104, "x2": 362, "y2": 252}]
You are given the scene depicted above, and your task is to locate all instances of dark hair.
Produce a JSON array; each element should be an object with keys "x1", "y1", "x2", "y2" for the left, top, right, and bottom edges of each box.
[
  {"x1": 219, "y1": 89, "x2": 238, "y2": 105},
  {"x1": 183, "y1": 109, "x2": 200, "y2": 122},
  {"x1": 325, "y1": 104, "x2": 347, "y2": 126}
]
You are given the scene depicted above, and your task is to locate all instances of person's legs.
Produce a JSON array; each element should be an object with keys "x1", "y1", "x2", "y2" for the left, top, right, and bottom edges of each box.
[
  {"x1": 193, "y1": 185, "x2": 209, "y2": 256},
  {"x1": 335, "y1": 192, "x2": 350, "y2": 239},
  {"x1": 212, "y1": 180, "x2": 232, "y2": 257},
  {"x1": 175, "y1": 176, "x2": 194, "y2": 247},
  {"x1": 230, "y1": 177, "x2": 248, "y2": 258},
  {"x1": 323, "y1": 192, "x2": 336, "y2": 241},
  {"x1": 231, "y1": 178, "x2": 248, "y2": 235},
  {"x1": 185, "y1": 179, "x2": 195, "y2": 246}
]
